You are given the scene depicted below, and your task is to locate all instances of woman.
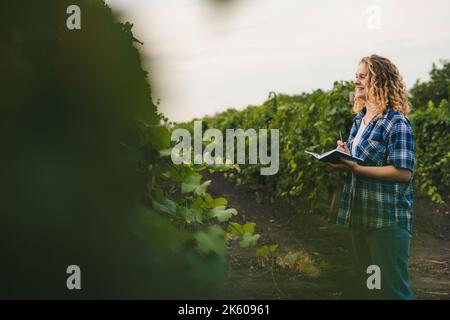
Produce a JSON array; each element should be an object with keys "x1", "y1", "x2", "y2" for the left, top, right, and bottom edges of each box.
[{"x1": 328, "y1": 54, "x2": 415, "y2": 300}]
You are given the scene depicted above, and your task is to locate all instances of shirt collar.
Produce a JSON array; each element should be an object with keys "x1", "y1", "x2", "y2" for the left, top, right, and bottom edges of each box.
[{"x1": 353, "y1": 104, "x2": 392, "y2": 124}]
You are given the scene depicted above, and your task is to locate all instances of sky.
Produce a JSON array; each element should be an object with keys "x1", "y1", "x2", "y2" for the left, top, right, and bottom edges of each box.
[{"x1": 106, "y1": 0, "x2": 450, "y2": 122}]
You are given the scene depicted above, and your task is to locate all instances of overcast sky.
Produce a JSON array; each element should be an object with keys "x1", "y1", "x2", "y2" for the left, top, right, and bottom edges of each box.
[{"x1": 106, "y1": 0, "x2": 450, "y2": 122}]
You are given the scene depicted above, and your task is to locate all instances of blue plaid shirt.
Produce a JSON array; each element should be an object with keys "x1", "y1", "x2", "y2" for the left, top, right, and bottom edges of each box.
[{"x1": 336, "y1": 106, "x2": 415, "y2": 234}]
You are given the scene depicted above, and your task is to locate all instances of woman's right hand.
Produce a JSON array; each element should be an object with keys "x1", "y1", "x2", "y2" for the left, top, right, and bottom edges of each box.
[{"x1": 337, "y1": 140, "x2": 350, "y2": 154}]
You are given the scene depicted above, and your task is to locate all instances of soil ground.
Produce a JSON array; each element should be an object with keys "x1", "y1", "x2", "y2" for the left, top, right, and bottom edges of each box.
[{"x1": 203, "y1": 171, "x2": 450, "y2": 300}]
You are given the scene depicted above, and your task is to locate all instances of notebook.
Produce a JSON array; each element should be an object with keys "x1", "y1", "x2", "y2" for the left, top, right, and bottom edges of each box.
[{"x1": 304, "y1": 149, "x2": 364, "y2": 164}]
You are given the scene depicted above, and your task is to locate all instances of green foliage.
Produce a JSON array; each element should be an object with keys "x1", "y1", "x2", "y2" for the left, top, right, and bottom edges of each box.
[
  {"x1": 256, "y1": 244, "x2": 279, "y2": 257},
  {"x1": 228, "y1": 222, "x2": 261, "y2": 248},
  {"x1": 180, "y1": 81, "x2": 355, "y2": 213},
  {"x1": 179, "y1": 70, "x2": 450, "y2": 209},
  {"x1": 207, "y1": 206, "x2": 238, "y2": 222},
  {"x1": 228, "y1": 222, "x2": 256, "y2": 235},
  {"x1": 194, "y1": 225, "x2": 227, "y2": 256},
  {"x1": 0, "y1": 0, "x2": 258, "y2": 299},
  {"x1": 284, "y1": 252, "x2": 300, "y2": 263},
  {"x1": 410, "y1": 99, "x2": 450, "y2": 203},
  {"x1": 410, "y1": 60, "x2": 450, "y2": 110}
]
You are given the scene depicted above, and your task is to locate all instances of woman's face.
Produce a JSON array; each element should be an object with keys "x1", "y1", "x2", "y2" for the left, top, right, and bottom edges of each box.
[{"x1": 354, "y1": 63, "x2": 368, "y2": 100}]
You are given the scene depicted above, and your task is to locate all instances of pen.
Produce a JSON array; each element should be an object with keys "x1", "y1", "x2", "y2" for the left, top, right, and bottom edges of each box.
[{"x1": 339, "y1": 130, "x2": 348, "y2": 154}]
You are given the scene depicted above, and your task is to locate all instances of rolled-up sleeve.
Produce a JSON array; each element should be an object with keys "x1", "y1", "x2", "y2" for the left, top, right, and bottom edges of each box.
[{"x1": 386, "y1": 119, "x2": 414, "y2": 173}]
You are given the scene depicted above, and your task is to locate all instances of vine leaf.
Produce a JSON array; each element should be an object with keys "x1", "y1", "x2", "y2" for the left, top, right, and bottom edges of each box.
[
  {"x1": 284, "y1": 251, "x2": 300, "y2": 263},
  {"x1": 256, "y1": 244, "x2": 279, "y2": 257},
  {"x1": 180, "y1": 207, "x2": 203, "y2": 224},
  {"x1": 228, "y1": 222, "x2": 255, "y2": 236},
  {"x1": 181, "y1": 172, "x2": 202, "y2": 193},
  {"x1": 195, "y1": 180, "x2": 211, "y2": 196},
  {"x1": 151, "y1": 197, "x2": 177, "y2": 215},
  {"x1": 214, "y1": 197, "x2": 228, "y2": 206},
  {"x1": 194, "y1": 225, "x2": 226, "y2": 255},
  {"x1": 238, "y1": 233, "x2": 260, "y2": 248},
  {"x1": 208, "y1": 206, "x2": 237, "y2": 222}
]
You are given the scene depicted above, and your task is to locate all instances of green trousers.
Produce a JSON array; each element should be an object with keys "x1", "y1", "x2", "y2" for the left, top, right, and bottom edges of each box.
[{"x1": 351, "y1": 225, "x2": 413, "y2": 300}]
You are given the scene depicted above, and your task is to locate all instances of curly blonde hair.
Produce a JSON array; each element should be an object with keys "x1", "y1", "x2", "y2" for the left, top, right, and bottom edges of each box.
[{"x1": 354, "y1": 54, "x2": 410, "y2": 116}]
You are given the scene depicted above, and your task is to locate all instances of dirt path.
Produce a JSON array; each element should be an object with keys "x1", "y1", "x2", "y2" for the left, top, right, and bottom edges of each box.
[{"x1": 203, "y1": 171, "x2": 450, "y2": 300}]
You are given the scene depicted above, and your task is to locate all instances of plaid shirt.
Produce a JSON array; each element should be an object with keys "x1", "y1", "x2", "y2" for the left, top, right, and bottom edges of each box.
[{"x1": 336, "y1": 106, "x2": 415, "y2": 233}]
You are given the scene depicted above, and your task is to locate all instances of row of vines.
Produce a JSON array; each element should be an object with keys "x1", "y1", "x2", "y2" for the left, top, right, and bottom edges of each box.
[
  {"x1": 1, "y1": 0, "x2": 260, "y2": 299},
  {"x1": 177, "y1": 62, "x2": 450, "y2": 213}
]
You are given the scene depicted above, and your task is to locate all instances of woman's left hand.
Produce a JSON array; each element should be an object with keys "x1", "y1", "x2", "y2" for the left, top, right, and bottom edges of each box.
[{"x1": 327, "y1": 159, "x2": 359, "y2": 173}]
